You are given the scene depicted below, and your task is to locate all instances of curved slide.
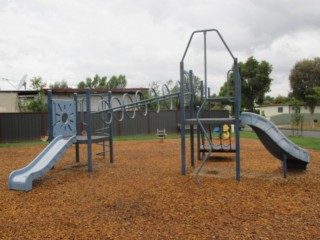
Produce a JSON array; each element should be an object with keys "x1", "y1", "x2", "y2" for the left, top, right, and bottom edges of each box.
[
  {"x1": 8, "y1": 135, "x2": 77, "y2": 191},
  {"x1": 240, "y1": 112, "x2": 310, "y2": 170}
]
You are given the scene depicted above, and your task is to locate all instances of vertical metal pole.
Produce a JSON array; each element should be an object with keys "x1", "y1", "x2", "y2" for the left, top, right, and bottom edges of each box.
[
  {"x1": 108, "y1": 91, "x2": 114, "y2": 164},
  {"x1": 189, "y1": 70, "x2": 195, "y2": 167},
  {"x1": 283, "y1": 154, "x2": 287, "y2": 178},
  {"x1": 47, "y1": 90, "x2": 53, "y2": 142},
  {"x1": 208, "y1": 88, "x2": 212, "y2": 142},
  {"x1": 180, "y1": 62, "x2": 186, "y2": 175},
  {"x1": 197, "y1": 81, "x2": 204, "y2": 160},
  {"x1": 234, "y1": 59, "x2": 241, "y2": 181},
  {"x1": 86, "y1": 88, "x2": 93, "y2": 172},
  {"x1": 201, "y1": 81, "x2": 205, "y2": 157},
  {"x1": 74, "y1": 93, "x2": 80, "y2": 162},
  {"x1": 196, "y1": 105, "x2": 201, "y2": 160},
  {"x1": 204, "y1": 31, "x2": 208, "y2": 99}
]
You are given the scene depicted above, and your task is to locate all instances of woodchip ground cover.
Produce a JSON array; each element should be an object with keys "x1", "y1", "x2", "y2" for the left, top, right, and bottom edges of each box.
[{"x1": 0, "y1": 138, "x2": 319, "y2": 239}]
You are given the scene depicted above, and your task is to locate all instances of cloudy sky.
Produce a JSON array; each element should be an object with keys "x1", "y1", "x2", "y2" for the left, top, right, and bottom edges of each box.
[{"x1": 0, "y1": 0, "x2": 319, "y2": 97}]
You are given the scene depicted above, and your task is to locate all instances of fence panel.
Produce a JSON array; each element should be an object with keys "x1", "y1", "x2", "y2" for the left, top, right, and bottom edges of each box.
[
  {"x1": 150, "y1": 110, "x2": 178, "y2": 133},
  {"x1": 0, "y1": 110, "x2": 229, "y2": 142},
  {"x1": 0, "y1": 113, "x2": 47, "y2": 143}
]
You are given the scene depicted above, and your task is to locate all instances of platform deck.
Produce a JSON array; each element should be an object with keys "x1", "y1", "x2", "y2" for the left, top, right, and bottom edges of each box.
[
  {"x1": 76, "y1": 135, "x2": 109, "y2": 144},
  {"x1": 200, "y1": 144, "x2": 236, "y2": 152}
]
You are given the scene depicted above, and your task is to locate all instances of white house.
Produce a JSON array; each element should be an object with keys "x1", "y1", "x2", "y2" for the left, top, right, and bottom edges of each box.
[
  {"x1": 0, "y1": 90, "x2": 39, "y2": 112},
  {"x1": 259, "y1": 104, "x2": 320, "y2": 120},
  {"x1": 0, "y1": 88, "x2": 148, "y2": 112},
  {"x1": 48, "y1": 88, "x2": 148, "y2": 112}
]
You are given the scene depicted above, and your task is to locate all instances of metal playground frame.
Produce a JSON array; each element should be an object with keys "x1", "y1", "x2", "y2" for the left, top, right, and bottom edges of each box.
[
  {"x1": 9, "y1": 28, "x2": 310, "y2": 191},
  {"x1": 47, "y1": 29, "x2": 242, "y2": 182}
]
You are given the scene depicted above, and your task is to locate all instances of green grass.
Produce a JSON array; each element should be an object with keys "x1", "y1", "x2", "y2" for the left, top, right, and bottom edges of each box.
[
  {"x1": 0, "y1": 141, "x2": 48, "y2": 148},
  {"x1": 240, "y1": 130, "x2": 320, "y2": 150},
  {"x1": 1, "y1": 132, "x2": 319, "y2": 151},
  {"x1": 239, "y1": 131, "x2": 259, "y2": 139},
  {"x1": 286, "y1": 136, "x2": 320, "y2": 151}
]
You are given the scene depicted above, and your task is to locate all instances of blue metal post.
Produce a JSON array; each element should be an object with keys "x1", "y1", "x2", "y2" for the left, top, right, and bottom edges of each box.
[
  {"x1": 47, "y1": 90, "x2": 53, "y2": 142},
  {"x1": 74, "y1": 93, "x2": 80, "y2": 162},
  {"x1": 282, "y1": 154, "x2": 287, "y2": 178},
  {"x1": 203, "y1": 31, "x2": 208, "y2": 99},
  {"x1": 180, "y1": 62, "x2": 186, "y2": 175},
  {"x1": 86, "y1": 88, "x2": 93, "y2": 172},
  {"x1": 197, "y1": 81, "x2": 204, "y2": 159},
  {"x1": 234, "y1": 59, "x2": 241, "y2": 181},
  {"x1": 108, "y1": 91, "x2": 114, "y2": 164},
  {"x1": 208, "y1": 88, "x2": 212, "y2": 142},
  {"x1": 189, "y1": 70, "x2": 195, "y2": 167}
]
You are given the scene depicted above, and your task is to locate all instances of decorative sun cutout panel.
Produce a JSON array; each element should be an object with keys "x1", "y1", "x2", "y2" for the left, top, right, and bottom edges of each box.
[{"x1": 52, "y1": 100, "x2": 76, "y2": 138}]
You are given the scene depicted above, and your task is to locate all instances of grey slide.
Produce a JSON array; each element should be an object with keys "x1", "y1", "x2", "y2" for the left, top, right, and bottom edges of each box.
[
  {"x1": 240, "y1": 112, "x2": 310, "y2": 170},
  {"x1": 8, "y1": 135, "x2": 76, "y2": 191}
]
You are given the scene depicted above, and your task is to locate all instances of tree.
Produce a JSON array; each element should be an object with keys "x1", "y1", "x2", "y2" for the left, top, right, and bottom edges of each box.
[
  {"x1": 262, "y1": 95, "x2": 274, "y2": 105},
  {"x1": 240, "y1": 57, "x2": 273, "y2": 112},
  {"x1": 30, "y1": 76, "x2": 47, "y2": 90},
  {"x1": 172, "y1": 71, "x2": 202, "y2": 108},
  {"x1": 77, "y1": 74, "x2": 127, "y2": 89},
  {"x1": 77, "y1": 74, "x2": 108, "y2": 88},
  {"x1": 273, "y1": 95, "x2": 289, "y2": 104},
  {"x1": 49, "y1": 80, "x2": 69, "y2": 89},
  {"x1": 107, "y1": 74, "x2": 127, "y2": 88},
  {"x1": 27, "y1": 76, "x2": 47, "y2": 112},
  {"x1": 219, "y1": 56, "x2": 273, "y2": 112},
  {"x1": 288, "y1": 97, "x2": 304, "y2": 136},
  {"x1": 289, "y1": 57, "x2": 320, "y2": 126}
]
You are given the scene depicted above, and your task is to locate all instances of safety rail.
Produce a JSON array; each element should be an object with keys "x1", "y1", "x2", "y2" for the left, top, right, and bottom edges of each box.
[
  {"x1": 71, "y1": 86, "x2": 185, "y2": 172},
  {"x1": 92, "y1": 89, "x2": 181, "y2": 123}
]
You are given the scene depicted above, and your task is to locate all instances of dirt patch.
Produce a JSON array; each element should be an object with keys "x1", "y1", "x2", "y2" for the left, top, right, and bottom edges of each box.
[{"x1": 0, "y1": 138, "x2": 319, "y2": 239}]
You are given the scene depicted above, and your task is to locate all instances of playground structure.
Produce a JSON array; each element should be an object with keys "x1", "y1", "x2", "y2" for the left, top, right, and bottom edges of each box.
[{"x1": 8, "y1": 29, "x2": 310, "y2": 191}]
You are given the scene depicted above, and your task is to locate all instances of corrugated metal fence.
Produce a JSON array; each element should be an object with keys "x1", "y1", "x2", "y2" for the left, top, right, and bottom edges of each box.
[
  {"x1": 0, "y1": 112, "x2": 47, "y2": 143},
  {"x1": 0, "y1": 110, "x2": 228, "y2": 143}
]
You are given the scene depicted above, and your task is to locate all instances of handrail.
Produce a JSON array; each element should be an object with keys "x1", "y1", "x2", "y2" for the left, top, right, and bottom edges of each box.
[
  {"x1": 194, "y1": 98, "x2": 214, "y2": 184},
  {"x1": 88, "y1": 85, "x2": 182, "y2": 124},
  {"x1": 180, "y1": 29, "x2": 236, "y2": 63}
]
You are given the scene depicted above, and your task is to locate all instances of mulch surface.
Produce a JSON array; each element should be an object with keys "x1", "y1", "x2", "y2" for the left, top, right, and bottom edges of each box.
[{"x1": 0, "y1": 138, "x2": 319, "y2": 239}]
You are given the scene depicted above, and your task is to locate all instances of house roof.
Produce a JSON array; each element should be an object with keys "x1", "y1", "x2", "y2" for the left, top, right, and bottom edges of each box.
[
  {"x1": 0, "y1": 90, "x2": 38, "y2": 96},
  {"x1": 0, "y1": 88, "x2": 149, "y2": 96},
  {"x1": 259, "y1": 103, "x2": 320, "y2": 108},
  {"x1": 44, "y1": 88, "x2": 149, "y2": 94}
]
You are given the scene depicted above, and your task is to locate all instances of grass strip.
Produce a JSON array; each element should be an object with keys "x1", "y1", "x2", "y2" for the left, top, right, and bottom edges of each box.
[{"x1": 0, "y1": 132, "x2": 319, "y2": 151}]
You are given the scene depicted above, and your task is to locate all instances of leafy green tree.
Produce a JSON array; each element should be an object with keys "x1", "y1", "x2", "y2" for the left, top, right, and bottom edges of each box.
[
  {"x1": 49, "y1": 80, "x2": 69, "y2": 89},
  {"x1": 107, "y1": 74, "x2": 127, "y2": 88},
  {"x1": 27, "y1": 76, "x2": 47, "y2": 112},
  {"x1": 273, "y1": 95, "x2": 289, "y2": 104},
  {"x1": 219, "y1": 56, "x2": 273, "y2": 112},
  {"x1": 288, "y1": 97, "x2": 304, "y2": 135},
  {"x1": 240, "y1": 57, "x2": 273, "y2": 112},
  {"x1": 289, "y1": 57, "x2": 320, "y2": 126},
  {"x1": 77, "y1": 74, "x2": 108, "y2": 88},
  {"x1": 30, "y1": 76, "x2": 46, "y2": 90},
  {"x1": 262, "y1": 95, "x2": 274, "y2": 105},
  {"x1": 77, "y1": 74, "x2": 127, "y2": 89},
  {"x1": 172, "y1": 71, "x2": 202, "y2": 108}
]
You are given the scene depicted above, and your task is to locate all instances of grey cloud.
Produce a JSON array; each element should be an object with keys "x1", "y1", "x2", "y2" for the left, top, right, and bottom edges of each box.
[{"x1": 0, "y1": 0, "x2": 319, "y2": 97}]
